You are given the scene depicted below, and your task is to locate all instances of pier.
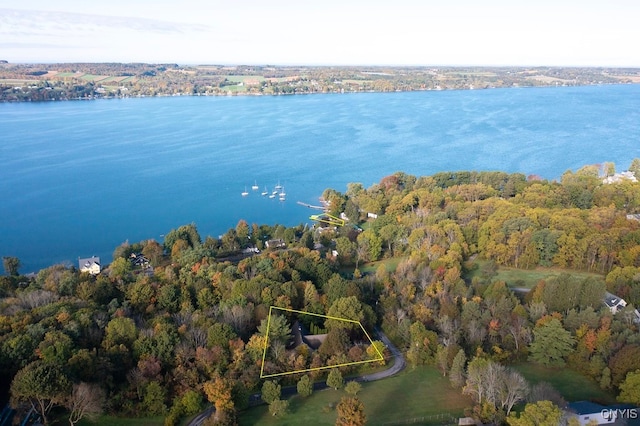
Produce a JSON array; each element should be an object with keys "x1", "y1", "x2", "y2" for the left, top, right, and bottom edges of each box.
[{"x1": 296, "y1": 201, "x2": 326, "y2": 210}]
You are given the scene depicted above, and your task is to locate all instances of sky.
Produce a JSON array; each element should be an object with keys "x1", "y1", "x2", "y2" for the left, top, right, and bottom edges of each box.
[{"x1": 1, "y1": 0, "x2": 639, "y2": 66}]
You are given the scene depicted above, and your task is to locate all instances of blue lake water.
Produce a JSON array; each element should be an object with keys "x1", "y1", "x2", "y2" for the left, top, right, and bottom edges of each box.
[{"x1": 2, "y1": 84, "x2": 640, "y2": 273}]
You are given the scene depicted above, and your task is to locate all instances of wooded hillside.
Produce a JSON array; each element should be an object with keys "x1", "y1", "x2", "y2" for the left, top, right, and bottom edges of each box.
[{"x1": 2, "y1": 162, "x2": 640, "y2": 425}]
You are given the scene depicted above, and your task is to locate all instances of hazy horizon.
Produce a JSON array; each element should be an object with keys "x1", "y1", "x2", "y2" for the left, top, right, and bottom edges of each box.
[{"x1": 2, "y1": 0, "x2": 640, "y2": 67}]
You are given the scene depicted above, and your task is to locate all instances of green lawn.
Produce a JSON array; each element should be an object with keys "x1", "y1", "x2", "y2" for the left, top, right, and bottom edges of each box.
[
  {"x1": 359, "y1": 257, "x2": 406, "y2": 275},
  {"x1": 513, "y1": 363, "x2": 616, "y2": 404},
  {"x1": 238, "y1": 366, "x2": 471, "y2": 425},
  {"x1": 467, "y1": 260, "x2": 605, "y2": 289}
]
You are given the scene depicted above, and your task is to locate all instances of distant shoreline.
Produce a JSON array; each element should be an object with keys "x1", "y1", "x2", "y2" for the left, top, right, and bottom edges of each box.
[{"x1": 2, "y1": 63, "x2": 639, "y2": 102}]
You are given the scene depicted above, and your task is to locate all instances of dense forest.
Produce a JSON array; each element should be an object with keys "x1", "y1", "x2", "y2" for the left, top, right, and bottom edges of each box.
[
  {"x1": 2, "y1": 161, "x2": 640, "y2": 425},
  {"x1": 1, "y1": 63, "x2": 640, "y2": 102}
]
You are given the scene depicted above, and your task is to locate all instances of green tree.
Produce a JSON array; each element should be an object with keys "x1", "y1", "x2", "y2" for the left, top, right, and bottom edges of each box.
[
  {"x1": 336, "y1": 236, "x2": 357, "y2": 265},
  {"x1": 336, "y1": 396, "x2": 366, "y2": 426},
  {"x1": 108, "y1": 256, "x2": 132, "y2": 281},
  {"x1": 37, "y1": 331, "x2": 73, "y2": 365},
  {"x1": 207, "y1": 322, "x2": 238, "y2": 348},
  {"x1": 258, "y1": 314, "x2": 291, "y2": 346},
  {"x1": 10, "y1": 361, "x2": 71, "y2": 424},
  {"x1": 236, "y1": 219, "x2": 250, "y2": 246},
  {"x1": 143, "y1": 381, "x2": 167, "y2": 415},
  {"x1": 406, "y1": 321, "x2": 438, "y2": 366},
  {"x1": 344, "y1": 380, "x2": 362, "y2": 395},
  {"x1": 602, "y1": 161, "x2": 616, "y2": 177},
  {"x1": 103, "y1": 317, "x2": 137, "y2": 349},
  {"x1": 261, "y1": 380, "x2": 281, "y2": 404},
  {"x1": 181, "y1": 390, "x2": 204, "y2": 415},
  {"x1": 297, "y1": 375, "x2": 313, "y2": 397},
  {"x1": 507, "y1": 400, "x2": 563, "y2": 426},
  {"x1": 163, "y1": 223, "x2": 201, "y2": 251},
  {"x1": 629, "y1": 158, "x2": 640, "y2": 180},
  {"x1": 599, "y1": 366, "x2": 612, "y2": 390},
  {"x1": 327, "y1": 368, "x2": 344, "y2": 390},
  {"x1": 529, "y1": 318, "x2": 575, "y2": 367},
  {"x1": 618, "y1": 369, "x2": 640, "y2": 405},
  {"x1": 449, "y1": 349, "x2": 467, "y2": 389},
  {"x1": 2, "y1": 256, "x2": 20, "y2": 276},
  {"x1": 325, "y1": 296, "x2": 365, "y2": 332}
]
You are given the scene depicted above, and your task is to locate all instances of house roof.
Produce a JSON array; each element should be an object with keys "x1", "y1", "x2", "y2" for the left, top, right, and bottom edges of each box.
[
  {"x1": 604, "y1": 291, "x2": 625, "y2": 308},
  {"x1": 78, "y1": 256, "x2": 100, "y2": 268},
  {"x1": 567, "y1": 401, "x2": 606, "y2": 415}
]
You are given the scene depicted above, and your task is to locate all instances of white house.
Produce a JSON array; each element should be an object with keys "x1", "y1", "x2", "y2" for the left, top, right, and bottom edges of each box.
[
  {"x1": 78, "y1": 256, "x2": 101, "y2": 275},
  {"x1": 604, "y1": 291, "x2": 627, "y2": 315},
  {"x1": 603, "y1": 171, "x2": 638, "y2": 184},
  {"x1": 565, "y1": 401, "x2": 615, "y2": 426}
]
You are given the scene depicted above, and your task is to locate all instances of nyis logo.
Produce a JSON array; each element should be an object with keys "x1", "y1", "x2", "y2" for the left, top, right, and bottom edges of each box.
[{"x1": 601, "y1": 408, "x2": 638, "y2": 421}]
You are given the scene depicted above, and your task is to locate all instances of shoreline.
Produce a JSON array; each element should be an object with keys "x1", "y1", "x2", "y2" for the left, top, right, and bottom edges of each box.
[{"x1": 1, "y1": 80, "x2": 638, "y2": 104}]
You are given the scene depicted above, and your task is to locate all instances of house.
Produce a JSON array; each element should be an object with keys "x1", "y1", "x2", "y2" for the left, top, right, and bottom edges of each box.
[
  {"x1": 130, "y1": 253, "x2": 150, "y2": 269},
  {"x1": 78, "y1": 256, "x2": 100, "y2": 275},
  {"x1": 604, "y1": 291, "x2": 627, "y2": 315},
  {"x1": 265, "y1": 239, "x2": 286, "y2": 249},
  {"x1": 565, "y1": 401, "x2": 615, "y2": 426},
  {"x1": 603, "y1": 171, "x2": 638, "y2": 184}
]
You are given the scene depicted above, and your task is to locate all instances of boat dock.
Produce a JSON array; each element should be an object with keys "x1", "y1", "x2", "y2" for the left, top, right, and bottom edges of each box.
[{"x1": 296, "y1": 201, "x2": 326, "y2": 210}]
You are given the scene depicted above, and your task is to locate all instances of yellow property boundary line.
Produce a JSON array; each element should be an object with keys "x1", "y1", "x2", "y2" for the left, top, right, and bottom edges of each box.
[{"x1": 260, "y1": 306, "x2": 385, "y2": 378}]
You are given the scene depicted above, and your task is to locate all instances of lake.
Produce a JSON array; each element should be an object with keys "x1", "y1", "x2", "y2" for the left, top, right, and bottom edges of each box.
[{"x1": 1, "y1": 84, "x2": 639, "y2": 273}]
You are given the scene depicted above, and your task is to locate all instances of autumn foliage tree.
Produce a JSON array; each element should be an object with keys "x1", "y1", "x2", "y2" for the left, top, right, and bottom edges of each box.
[
  {"x1": 336, "y1": 396, "x2": 366, "y2": 426},
  {"x1": 203, "y1": 376, "x2": 235, "y2": 424}
]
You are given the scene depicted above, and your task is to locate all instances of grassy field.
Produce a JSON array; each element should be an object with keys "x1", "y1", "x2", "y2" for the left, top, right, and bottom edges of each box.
[
  {"x1": 513, "y1": 363, "x2": 616, "y2": 405},
  {"x1": 466, "y1": 260, "x2": 606, "y2": 289},
  {"x1": 225, "y1": 75, "x2": 265, "y2": 83},
  {"x1": 238, "y1": 366, "x2": 471, "y2": 425},
  {"x1": 359, "y1": 257, "x2": 406, "y2": 274}
]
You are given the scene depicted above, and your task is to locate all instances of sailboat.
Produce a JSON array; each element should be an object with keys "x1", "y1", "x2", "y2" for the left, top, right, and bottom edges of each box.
[
  {"x1": 274, "y1": 180, "x2": 282, "y2": 190},
  {"x1": 261, "y1": 186, "x2": 268, "y2": 196},
  {"x1": 279, "y1": 185, "x2": 286, "y2": 201},
  {"x1": 241, "y1": 187, "x2": 249, "y2": 196},
  {"x1": 252, "y1": 180, "x2": 259, "y2": 191}
]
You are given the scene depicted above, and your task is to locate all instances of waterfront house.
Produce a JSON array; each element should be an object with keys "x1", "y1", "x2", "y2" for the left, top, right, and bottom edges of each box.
[
  {"x1": 265, "y1": 239, "x2": 286, "y2": 249},
  {"x1": 78, "y1": 256, "x2": 101, "y2": 275}
]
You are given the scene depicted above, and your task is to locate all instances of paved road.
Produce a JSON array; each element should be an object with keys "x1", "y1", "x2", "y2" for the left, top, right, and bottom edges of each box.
[
  {"x1": 357, "y1": 328, "x2": 405, "y2": 382},
  {"x1": 187, "y1": 329, "x2": 405, "y2": 426}
]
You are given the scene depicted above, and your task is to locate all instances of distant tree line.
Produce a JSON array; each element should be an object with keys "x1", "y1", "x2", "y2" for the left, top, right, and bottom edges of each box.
[{"x1": 1, "y1": 63, "x2": 639, "y2": 102}]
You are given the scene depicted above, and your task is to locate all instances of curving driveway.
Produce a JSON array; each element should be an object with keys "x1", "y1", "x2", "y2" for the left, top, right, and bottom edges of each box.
[
  {"x1": 357, "y1": 328, "x2": 405, "y2": 382},
  {"x1": 187, "y1": 329, "x2": 405, "y2": 426}
]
